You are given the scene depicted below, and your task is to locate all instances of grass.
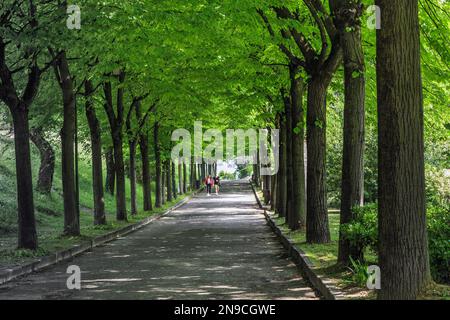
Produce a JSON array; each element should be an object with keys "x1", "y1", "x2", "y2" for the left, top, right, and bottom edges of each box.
[
  {"x1": 0, "y1": 134, "x2": 191, "y2": 266},
  {"x1": 272, "y1": 213, "x2": 376, "y2": 293},
  {"x1": 260, "y1": 186, "x2": 449, "y2": 299}
]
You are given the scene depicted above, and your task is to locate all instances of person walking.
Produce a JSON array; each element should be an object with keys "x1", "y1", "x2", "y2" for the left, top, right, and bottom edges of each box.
[
  {"x1": 205, "y1": 175, "x2": 213, "y2": 196},
  {"x1": 214, "y1": 175, "x2": 220, "y2": 195}
]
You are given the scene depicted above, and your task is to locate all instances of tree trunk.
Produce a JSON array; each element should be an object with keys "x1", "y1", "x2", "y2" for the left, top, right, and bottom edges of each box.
[
  {"x1": 161, "y1": 164, "x2": 166, "y2": 205},
  {"x1": 306, "y1": 78, "x2": 330, "y2": 243},
  {"x1": 201, "y1": 163, "x2": 206, "y2": 181},
  {"x1": 105, "y1": 147, "x2": 115, "y2": 195},
  {"x1": 178, "y1": 162, "x2": 183, "y2": 195},
  {"x1": 284, "y1": 91, "x2": 294, "y2": 226},
  {"x1": 262, "y1": 173, "x2": 271, "y2": 205},
  {"x1": 0, "y1": 41, "x2": 39, "y2": 250},
  {"x1": 102, "y1": 73, "x2": 128, "y2": 221},
  {"x1": 166, "y1": 160, "x2": 173, "y2": 202},
  {"x1": 154, "y1": 121, "x2": 162, "y2": 207},
  {"x1": 183, "y1": 162, "x2": 187, "y2": 193},
  {"x1": 128, "y1": 140, "x2": 137, "y2": 215},
  {"x1": 376, "y1": 0, "x2": 430, "y2": 299},
  {"x1": 112, "y1": 131, "x2": 127, "y2": 220},
  {"x1": 139, "y1": 128, "x2": 152, "y2": 211},
  {"x1": 172, "y1": 161, "x2": 177, "y2": 199},
  {"x1": 290, "y1": 68, "x2": 306, "y2": 230},
  {"x1": 11, "y1": 107, "x2": 38, "y2": 249},
  {"x1": 190, "y1": 157, "x2": 196, "y2": 191},
  {"x1": 275, "y1": 111, "x2": 287, "y2": 218},
  {"x1": 270, "y1": 174, "x2": 277, "y2": 211},
  {"x1": 56, "y1": 52, "x2": 79, "y2": 236},
  {"x1": 84, "y1": 80, "x2": 106, "y2": 225},
  {"x1": 30, "y1": 128, "x2": 55, "y2": 194},
  {"x1": 333, "y1": 0, "x2": 366, "y2": 264}
]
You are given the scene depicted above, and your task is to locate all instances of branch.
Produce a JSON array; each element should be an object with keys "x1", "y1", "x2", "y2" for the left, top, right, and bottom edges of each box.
[
  {"x1": 273, "y1": 6, "x2": 316, "y2": 66},
  {"x1": 308, "y1": 0, "x2": 337, "y2": 39},
  {"x1": 303, "y1": 0, "x2": 328, "y2": 66},
  {"x1": 102, "y1": 81, "x2": 116, "y2": 129},
  {"x1": 257, "y1": 8, "x2": 306, "y2": 68},
  {"x1": 21, "y1": 61, "x2": 40, "y2": 107}
]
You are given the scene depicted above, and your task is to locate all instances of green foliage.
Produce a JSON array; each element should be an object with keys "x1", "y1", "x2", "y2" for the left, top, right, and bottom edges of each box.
[
  {"x1": 341, "y1": 203, "x2": 378, "y2": 258},
  {"x1": 236, "y1": 164, "x2": 253, "y2": 179},
  {"x1": 219, "y1": 170, "x2": 235, "y2": 180},
  {"x1": 427, "y1": 205, "x2": 450, "y2": 284},
  {"x1": 342, "y1": 202, "x2": 450, "y2": 284},
  {"x1": 347, "y1": 256, "x2": 370, "y2": 287}
]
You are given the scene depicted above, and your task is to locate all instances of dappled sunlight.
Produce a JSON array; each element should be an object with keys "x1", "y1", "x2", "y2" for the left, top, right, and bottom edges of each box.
[{"x1": 0, "y1": 180, "x2": 317, "y2": 300}]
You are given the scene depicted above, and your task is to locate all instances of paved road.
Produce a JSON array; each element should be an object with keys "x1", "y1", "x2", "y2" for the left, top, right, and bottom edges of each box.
[{"x1": 0, "y1": 181, "x2": 317, "y2": 300}]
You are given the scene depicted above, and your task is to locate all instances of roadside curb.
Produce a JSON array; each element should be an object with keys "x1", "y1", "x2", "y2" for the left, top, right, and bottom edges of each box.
[
  {"x1": 0, "y1": 188, "x2": 203, "y2": 285},
  {"x1": 249, "y1": 182, "x2": 344, "y2": 300}
]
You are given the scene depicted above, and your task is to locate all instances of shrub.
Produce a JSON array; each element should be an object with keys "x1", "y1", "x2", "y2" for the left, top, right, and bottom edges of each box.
[
  {"x1": 347, "y1": 256, "x2": 370, "y2": 287},
  {"x1": 340, "y1": 203, "x2": 378, "y2": 261},
  {"x1": 427, "y1": 205, "x2": 450, "y2": 284}
]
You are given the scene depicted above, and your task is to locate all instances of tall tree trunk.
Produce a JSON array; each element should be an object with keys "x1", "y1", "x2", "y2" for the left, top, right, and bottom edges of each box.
[
  {"x1": 112, "y1": 130, "x2": 127, "y2": 220},
  {"x1": 84, "y1": 80, "x2": 106, "y2": 225},
  {"x1": 11, "y1": 107, "x2": 38, "y2": 249},
  {"x1": 166, "y1": 160, "x2": 173, "y2": 202},
  {"x1": 103, "y1": 74, "x2": 127, "y2": 221},
  {"x1": 275, "y1": 111, "x2": 287, "y2": 218},
  {"x1": 262, "y1": 173, "x2": 271, "y2": 205},
  {"x1": 270, "y1": 174, "x2": 277, "y2": 211},
  {"x1": 128, "y1": 140, "x2": 137, "y2": 215},
  {"x1": 55, "y1": 52, "x2": 79, "y2": 236},
  {"x1": 284, "y1": 91, "x2": 294, "y2": 226},
  {"x1": 126, "y1": 100, "x2": 137, "y2": 216},
  {"x1": 139, "y1": 128, "x2": 152, "y2": 211},
  {"x1": 306, "y1": 78, "x2": 330, "y2": 243},
  {"x1": 161, "y1": 164, "x2": 166, "y2": 205},
  {"x1": 290, "y1": 67, "x2": 306, "y2": 230},
  {"x1": 376, "y1": 0, "x2": 430, "y2": 299},
  {"x1": 178, "y1": 162, "x2": 183, "y2": 195},
  {"x1": 333, "y1": 0, "x2": 366, "y2": 264},
  {"x1": 255, "y1": 154, "x2": 261, "y2": 187},
  {"x1": 30, "y1": 128, "x2": 55, "y2": 194},
  {"x1": 190, "y1": 158, "x2": 196, "y2": 190},
  {"x1": 183, "y1": 162, "x2": 187, "y2": 193},
  {"x1": 172, "y1": 161, "x2": 177, "y2": 199},
  {"x1": 115, "y1": 73, "x2": 127, "y2": 221},
  {"x1": 105, "y1": 147, "x2": 115, "y2": 195},
  {"x1": 0, "y1": 41, "x2": 39, "y2": 250},
  {"x1": 154, "y1": 121, "x2": 162, "y2": 207}
]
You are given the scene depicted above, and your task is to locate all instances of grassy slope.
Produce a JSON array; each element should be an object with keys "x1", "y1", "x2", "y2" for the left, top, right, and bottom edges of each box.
[{"x1": 0, "y1": 134, "x2": 189, "y2": 266}]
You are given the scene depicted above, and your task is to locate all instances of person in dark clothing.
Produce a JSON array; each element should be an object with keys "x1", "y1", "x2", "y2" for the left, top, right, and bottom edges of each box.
[{"x1": 214, "y1": 176, "x2": 220, "y2": 195}]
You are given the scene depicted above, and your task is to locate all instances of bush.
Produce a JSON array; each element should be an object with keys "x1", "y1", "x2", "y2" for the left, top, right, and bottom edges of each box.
[
  {"x1": 340, "y1": 203, "x2": 378, "y2": 261},
  {"x1": 427, "y1": 205, "x2": 450, "y2": 284}
]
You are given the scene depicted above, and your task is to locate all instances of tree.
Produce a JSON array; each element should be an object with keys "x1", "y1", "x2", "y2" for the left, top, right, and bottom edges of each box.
[
  {"x1": 154, "y1": 119, "x2": 162, "y2": 207},
  {"x1": 52, "y1": 50, "x2": 79, "y2": 236},
  {"x1": 258, "y1": 3, "x2": 341, "y2": 239},
  {"x1": 376, "y1": 0, "x2": 431, "y2": 299},
  {"x1": 84, "y1": 79, "x2": 106, "y2": 225},
  {"x1": 30, "y1": 127, "x2": 55, "y2": 194},
  {"x1": 0, "y1": 0, "x2": 48, "y2": 249},
  {"x1": 105, "y1": 147, "x2": 115, "y2": 195},
  {"x1": 103, "y1": 72, "x2": 127, "y2": 221},
  {"x1": 136, "y1": 102, "x2": 154, "y2": 212},
  {"x1": 331, "y1": 0, "x2": 366, "y2": 264},
  {"x1": 289, "y1": 66, "x2": 306, "y2": 230},
  {"x1": 166, "y1": 159, "x2": 173, "y2": 202}
]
